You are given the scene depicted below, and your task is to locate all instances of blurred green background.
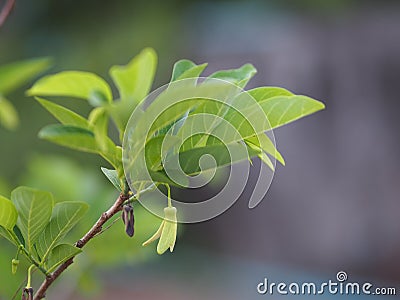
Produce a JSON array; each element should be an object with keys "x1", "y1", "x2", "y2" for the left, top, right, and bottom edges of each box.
[{"x1": 1, "y1": 0, "x2": 400, "y2": 299}]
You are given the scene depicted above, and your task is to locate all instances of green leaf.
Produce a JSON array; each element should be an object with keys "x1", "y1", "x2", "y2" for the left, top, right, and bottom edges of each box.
[
  {"x1": 0, "y1": 225, "x2": 18, "y2": 244},
  {"x1": 101, "y1": 167, "x2": 122, "y2": 192},
  {"x1": 38, "y1": 124, "x2": 98, "y2": 153},
  {"x1": 47, "y1": 244, "x2": 82, "y2": 272},
  {"x1": 0, "y1": 96, "x2": 19, "y2": 130},
  {"x1": 208, "y1": 63, "x2": 256, "y2": 88},
  {"x1": 35, "y1": 97, "x2": 89, "y2": 128},
  {"x1": 11, "y1": 187, "x2": 54, "y2": 251},
  {"x1": 88, "y1": 109, "x2": 121, "y2": 169},
  {"x1": 39, "y1": 124, "x2": 121, "y2": 169},
  {"x1": 27, "y1": 71, "x2": 112, "y2": 102},
  {"x1": 247, "y1": 86, "x2": 294, "y2": 100},
  {"x1": 246, "y1": 141, "x2": 275, "y2": 170},
  {"x1": 88, "y1": 90, "x2": 110, "y2": 107},
  {"x1": 36, "y1": 202, "x2": 88, "y2": 261},
  {"x1": 146, "y1": 100, "x2": 200, "y2": 140},
  {"x1": 257, "y1": 151, "x2": 275, "y2": 171},
  {"x1": 145, "y1": 135, "x2": 182, "y2": 171},
  {"x1": 0, "y1": 195, "x2": 18, "y2": 230},
  {"x1": 172, "y1": 142, "x2": 259, "y2": 175},
  {"x1": 108, "y1": 48, "x2": 157, "y2": 131},
  {"x1": 171, "y1": 59, "x2": 207, "y2": 82},
  {"x1": 0, "y1": 57, "x2": 51, "y2": 95},
  {"x1": 245, "y1": 133, "x2": 285, "y2": 165},
  {"x1": 88, "y1": 107, "x2": 109, "y2": 151},
  {"x1": 258, "y1": 95, "x2": 325, "y2": 129},
  {"x1": 110, "y1": 48, "x2": 157, "y2": 103}
]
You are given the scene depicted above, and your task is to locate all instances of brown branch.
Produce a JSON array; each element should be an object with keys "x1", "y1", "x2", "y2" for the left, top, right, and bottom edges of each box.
[
  {"x1": 33, "y1": 193, "x2": 129, "y2": 300},
  {"x1": 0, "y1": 0, "x2": 15, "y2": 28}
]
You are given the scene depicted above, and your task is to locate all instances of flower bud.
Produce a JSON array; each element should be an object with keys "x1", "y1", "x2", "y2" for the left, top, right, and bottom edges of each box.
[
  {"x1": 11, "y1": 259, "x2": 19, "y2": 274},
  {"x1": 22, "y1": 287, "x2": 33, "y2": 300},
  {"x1": 121, "y1": 204, "x2": 135, "y2": 237}
]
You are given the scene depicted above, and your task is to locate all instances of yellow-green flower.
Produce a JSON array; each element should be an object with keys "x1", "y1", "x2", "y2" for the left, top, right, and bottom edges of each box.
[{"x1": 142, "y1": 206, "x2": 177, "y2": 254}]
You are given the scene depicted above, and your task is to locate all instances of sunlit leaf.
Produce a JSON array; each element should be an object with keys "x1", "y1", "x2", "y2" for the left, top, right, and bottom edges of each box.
[
  {"x1": 27, "y1": 71, "x2": 112, "y2": 102},
  {"x1": 35, "y1": 97, "x2": 89, "y2": 128},
  {"x1": 89, "y1": 107, "x2": 110, "y2": 151},
  {"x1": 101, "y1": 167, "x2": 122, "y2": 192},
  {"x1": 208, "y1": 63, "x2": 256, "y2": 88},
  {"x1": 171, "y1": 59, "x2": 207, "y2": 82},
  {"x1": 259, "y1": 95, "x2": 325, "y2": 129},
  {"x1": 247, "y1": 86, "x2": 294, "y2": 101},
  {"x1": 11, "y1": 187, "x2": 54, "y2": 251},
  {"x1": 110, "y1": 48, "x2": 157, "y2": 103},
  {"x1": 0, "y1": 195, "x2": 18, "y2": 230}
]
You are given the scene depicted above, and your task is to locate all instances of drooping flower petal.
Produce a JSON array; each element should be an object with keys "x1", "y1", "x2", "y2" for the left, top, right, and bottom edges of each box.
[
  {"x1": 157, "y1": 207, "x2": 177, "y2": 254},
  {"x1": 142, "y1": 220, "x2": 164, "y2": 247}
]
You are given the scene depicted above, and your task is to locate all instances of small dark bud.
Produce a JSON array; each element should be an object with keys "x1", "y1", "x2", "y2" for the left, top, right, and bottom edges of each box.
[
  {"x1": 22, "y1": 287, "x2": 33, "y2": 300},
  {"x1": 121, "y1": 204, "x2": 135, "y2": 237}
]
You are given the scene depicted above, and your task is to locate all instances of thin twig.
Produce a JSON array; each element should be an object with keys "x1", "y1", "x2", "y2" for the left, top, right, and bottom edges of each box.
[
  {"x1": 33, "y1": 192, "x2": 130, "y2": 300},
  {"x1": 94, "y1": 215, "x2": 121, "y2": 237},
  {"x1": 0, "y1": 0, "x2": 15, "y2": 27}
]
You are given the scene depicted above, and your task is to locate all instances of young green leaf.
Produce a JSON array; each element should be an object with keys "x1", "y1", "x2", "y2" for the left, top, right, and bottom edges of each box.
[
  {"x1": 170, "y1": 59, "x2": 207, "y2": 82},
  {"x1": 27, "y1": 71, "x2": 112, "y2": 102},
  {"x1": 246, "y1": 141, "x2": 275, "y2": 170},
  {"x1": 0, "y1": 195, "x2": 18, "y2": 230},
  {"x1": 110, "y1": 48, "x2": 157, "y2": 103},
  {"x1": 245, "y1": 133, "x2": 285, "y2": 165},
  {"x1": 35, "y1": 97, "x2": 89, "y2": 128},
  {"x1": 11, "y1": 187, "x2": 54, "y2": 251},
  {"x1": 36, "y1": 202, "x2": 88, "y2": 261},
  {"x1": 101, "y1": 167, "x2": 122, "y2": 192},
  {"x1": 0, "y1": 96, "x2": 19, "y2": 130},
  {"x1": 208, "y1": 63, "x2": 257, "y2": 88},
  {"x1": 38, "y1": 124, "x2": 98, "y2": 153},
  {"x1": 46, "y1": 244, "x2": 82, "y2": 272},
  {"x1": 0, "y1": 57, "x2": 51, "y2": 95},
  {"x1": 247, "y1": 86, "x2": 294, "y2": 101},
  {"x1": 258, "y1": 95, "x2": 325, "y2": 129},
  {"x1": 88, "y1": 107, "x2": 109, "y2": 151}
]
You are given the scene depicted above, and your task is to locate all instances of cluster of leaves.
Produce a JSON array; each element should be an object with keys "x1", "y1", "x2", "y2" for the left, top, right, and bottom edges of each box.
[
  {"x1": 0, "y1": 58, "x2": 51, "y2": 130},
  {"x1": 0, "y1": 187, "x2": 87, "y2": 276},
  {"x1": 26, "y1": 48, "x2": 324, "y2": 193}
]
